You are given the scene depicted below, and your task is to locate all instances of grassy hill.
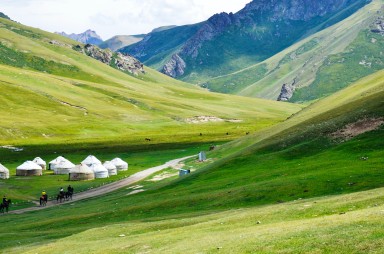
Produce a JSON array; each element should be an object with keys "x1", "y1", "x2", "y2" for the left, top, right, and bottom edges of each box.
[
  {"x1": 99, "y1": 34, "x2": 145, "y2": 51},
  {"x1": 1, "y1": 66, "x2": 383, "y2": 252},
  {"x1": 0, "y1": 17, "x2": 301, "y2": 147},
  {"x1": 204, "y1": 0, "x2": 383, "y2": 101}
]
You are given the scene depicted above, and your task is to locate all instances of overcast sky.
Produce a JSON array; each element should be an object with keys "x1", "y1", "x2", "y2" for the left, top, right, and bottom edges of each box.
[{"x1": 2, "y1": 0, "x2": 250, "y2": 40}]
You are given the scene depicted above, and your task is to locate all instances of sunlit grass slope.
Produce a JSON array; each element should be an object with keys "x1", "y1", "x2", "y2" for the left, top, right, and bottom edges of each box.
[
  {"x1": 203, "y1": 0, "x2": 383, "y2": 101},
  {"x1": 1, "y1": 68, "x2": 383, "y2": 252},
  {"x1": 0, "y1": 17, "x2": 302, "y2": 145},
  {"x1": 7, "y1": 188, "x2": 384, "y2": 254}
]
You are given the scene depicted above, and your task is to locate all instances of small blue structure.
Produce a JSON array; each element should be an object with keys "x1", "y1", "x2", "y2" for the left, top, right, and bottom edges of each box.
[{"x1": 179, "y1": 169, "x2": 191, "y2": 177}]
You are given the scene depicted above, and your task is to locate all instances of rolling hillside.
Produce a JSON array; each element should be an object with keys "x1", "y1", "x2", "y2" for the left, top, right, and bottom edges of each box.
[
  {"x1": 1, "y1": 66, "x2": 383, "y2": 253},
  {"x1": 0, "y1": 17, "x2": 302, "y2": 146},
  {"x1": 204, "y1": 0, "x2": 383, "y2": 101}
]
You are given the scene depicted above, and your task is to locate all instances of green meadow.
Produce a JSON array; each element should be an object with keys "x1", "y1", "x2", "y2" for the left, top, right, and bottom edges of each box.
[
  {"x1": 0, "y1": 7, "x2": 384, "y2": 253},
  {"x1": 1, "y1": 68, "x2": 383, "y2": 252}
]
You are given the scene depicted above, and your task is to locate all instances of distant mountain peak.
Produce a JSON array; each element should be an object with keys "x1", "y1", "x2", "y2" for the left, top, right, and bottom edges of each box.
[
  {"x1": 56, "y1": 30, "x2": 103, "y2": 45},
  {"x1": 0, "y1": 12, "x2": 11, "y2": 20}
]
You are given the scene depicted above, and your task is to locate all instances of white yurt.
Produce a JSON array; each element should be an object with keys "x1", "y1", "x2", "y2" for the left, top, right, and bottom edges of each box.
[
  {"x1": 82, "y1": 155, "x2": 102, "y2": 167},
  {"x1": 54, "y1": 160, "x2": 76, "y2": 175},
  {"x1": 69, "y1": 163, "x2": 95, "y2": 181},
  {"x1": 0, "y1": 163, "x2": 10, "y2": 179},
  {"x1": 111, "y1": 158, "x2": 128, "y2": 171},
  {"x1": 33, "y1": 157, "x2": 47, "y2": 170},
  {"x1": 48, "y1": 156, "x2": 67, "y2": 170},
  {"x1": 16, "y1": 161, "x2": 43, "y2": 176},
  {"x1": 103, "y1": 161, "x2": 117, "y2": 176},
  {"x1": 89, "y1": 164, "x2": 109, "y2": 179}
]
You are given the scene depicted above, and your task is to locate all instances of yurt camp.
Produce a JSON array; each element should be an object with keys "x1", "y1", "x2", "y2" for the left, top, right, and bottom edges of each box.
[
  {"x1": 0, "y1": 163, "x2": 10, "y2": 179},
  {"x1": 103, "y1": 161, "x2": 117, "y2": 176},
  {"x1": 89, "y1": 164, "x2": 109, "y2": 179},
  {"x1": 69, "y1": 163, "x2": 95, "y2": 181},
  {"x1": 54, "y1": 160, "x2": 76, "y2": 175},
  {"x1": 111, "y1": 158, "x2": 128, "y2": 171},
  {"x1": 33, "y1": 157, "x2": 47, "y2": 170},
  {"x1": 49, "y1": 156, "x2": 67, "y2": 170},
  {"x1": 82, "y1": 155, "x2": 102, "y2": 167},
  {"x1": 16, "y1": 161, "x2": 43, "y2": 176}
]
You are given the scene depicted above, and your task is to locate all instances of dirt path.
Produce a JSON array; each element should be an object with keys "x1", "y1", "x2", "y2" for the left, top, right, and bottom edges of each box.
[{"x1": 8, "y1": 155, "x2": 195, "y2": 215}]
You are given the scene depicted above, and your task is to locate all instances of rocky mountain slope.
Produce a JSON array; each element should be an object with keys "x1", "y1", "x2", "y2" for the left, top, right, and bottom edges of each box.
[
  {"x1": 204, "y1": 0, "x2": 383, "y2": 102},
  {"x1": 56, "y1": 29, "x2": 103, "y2": 45},
  {"x1": 122, "y1": 0, "x2": 371, "y2": 84}
]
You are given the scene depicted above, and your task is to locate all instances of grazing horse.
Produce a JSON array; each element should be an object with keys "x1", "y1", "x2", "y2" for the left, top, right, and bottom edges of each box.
[{"x1": 0, "y1": 199, "x2": 11, "y2": 213}]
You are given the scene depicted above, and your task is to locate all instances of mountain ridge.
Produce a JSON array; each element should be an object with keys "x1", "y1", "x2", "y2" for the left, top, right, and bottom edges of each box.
[
  {"x1": 202, "y1": 0, "x2": 382, "y2": 102},
  {"x1": 56, "y1": 29, "x2": 103, "y2": 45},
  {"x1": 122, "y1": 0, "x2": 371, "y2": 84}
]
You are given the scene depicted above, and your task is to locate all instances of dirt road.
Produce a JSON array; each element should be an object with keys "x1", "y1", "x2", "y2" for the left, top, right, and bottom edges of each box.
[{"x1": 8, "y1": 155, "x2": 195, "y2": 215}]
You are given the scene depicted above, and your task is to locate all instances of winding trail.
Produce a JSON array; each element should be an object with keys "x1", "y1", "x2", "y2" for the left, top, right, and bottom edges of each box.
[{"x1": 8, "y1": 155, "x2": 195, "y2": 215}]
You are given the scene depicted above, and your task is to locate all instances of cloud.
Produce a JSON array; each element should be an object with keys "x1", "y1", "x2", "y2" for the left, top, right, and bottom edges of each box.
[{"x1": 2, "y1": 0, "x2": 250, "y2": 39}]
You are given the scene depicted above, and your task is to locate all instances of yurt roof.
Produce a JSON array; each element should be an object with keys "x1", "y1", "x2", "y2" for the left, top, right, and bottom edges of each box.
[
  {"x1": 71, "y1": 163, "x2": 93, "y2": 173},
  {"x1": 33, "y1": 157, "x2": 46, "y2": 165},
  {"x1": 17, "y1": 161, "x2": 42, "y2": 170},
  {"x1": 111, "y1": 158, "x2": 128, "y2": 166},
  {"x1": 49, "y1": 156, "x2": 67, "y2": 164},
  {"x1": 0, "y1": 163, "x2": 9, "y2": 173},
  {"x1": 56, "y1": 160, "x2": 76, "y2": 169},
  {"x1": 103, "y1": 161, "x2": 117, "y2": 170},
  {"x1": 89, "y1": 163, "x2": 108, "y2": 173},
  {"x1": 82, "y1": 155, "x2": 102, "y2": 165}
]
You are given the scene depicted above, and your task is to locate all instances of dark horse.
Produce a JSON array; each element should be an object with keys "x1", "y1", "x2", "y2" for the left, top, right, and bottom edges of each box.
[
  {"x1": 56, "y1": 192, "x2": 65, "y2": 203},
  {"x1": 65, "y1": 191, "x2": 73, "y2": 201},
  {"x1": 40, "y1": 195, "x2": 48, "y2": 206},
  {"x1": 0, "y1": 199, "x2": 11, "y2": 213},
  {"x1": 57, "y1": 192, "x2": 73, "y2": 203}
]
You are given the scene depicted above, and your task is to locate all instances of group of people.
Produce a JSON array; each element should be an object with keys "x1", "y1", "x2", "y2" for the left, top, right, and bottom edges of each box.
[{"x1": 40, "y1": 185, "x2": 74, "y2": 206}]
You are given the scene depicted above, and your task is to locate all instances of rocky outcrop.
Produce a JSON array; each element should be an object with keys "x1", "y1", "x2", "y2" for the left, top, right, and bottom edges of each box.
[
  {"x1": 84, "y1": 44, "x2": 113, "y2": 64},
  {"x1": 114, "y1": 52, "x2": 144, "y2": 75},
  {"x1": 74, "y1": 44, "x2": 144, "y2": 75},
  {"x1": 277, "y1": 79, "x2": 296, "y2": 101},
  {"x1": 162, "y1": 54, "x2": 186, "y2": 78},
  {"x1": 56, "y1": 29, "x2": 103, "y2": 45},
  {"x1": 371, "y1": 16, "x2": 384, "y2": 35}
]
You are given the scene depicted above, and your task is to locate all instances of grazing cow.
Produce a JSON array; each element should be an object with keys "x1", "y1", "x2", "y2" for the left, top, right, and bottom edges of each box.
[{"x1": 145, "y1": 138, "x2": 151, "y2": 141}]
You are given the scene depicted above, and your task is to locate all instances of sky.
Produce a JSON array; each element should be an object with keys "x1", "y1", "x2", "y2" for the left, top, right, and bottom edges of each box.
[{"x1": 2, "y1": 0, "x2": 250, "y2": 40}]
